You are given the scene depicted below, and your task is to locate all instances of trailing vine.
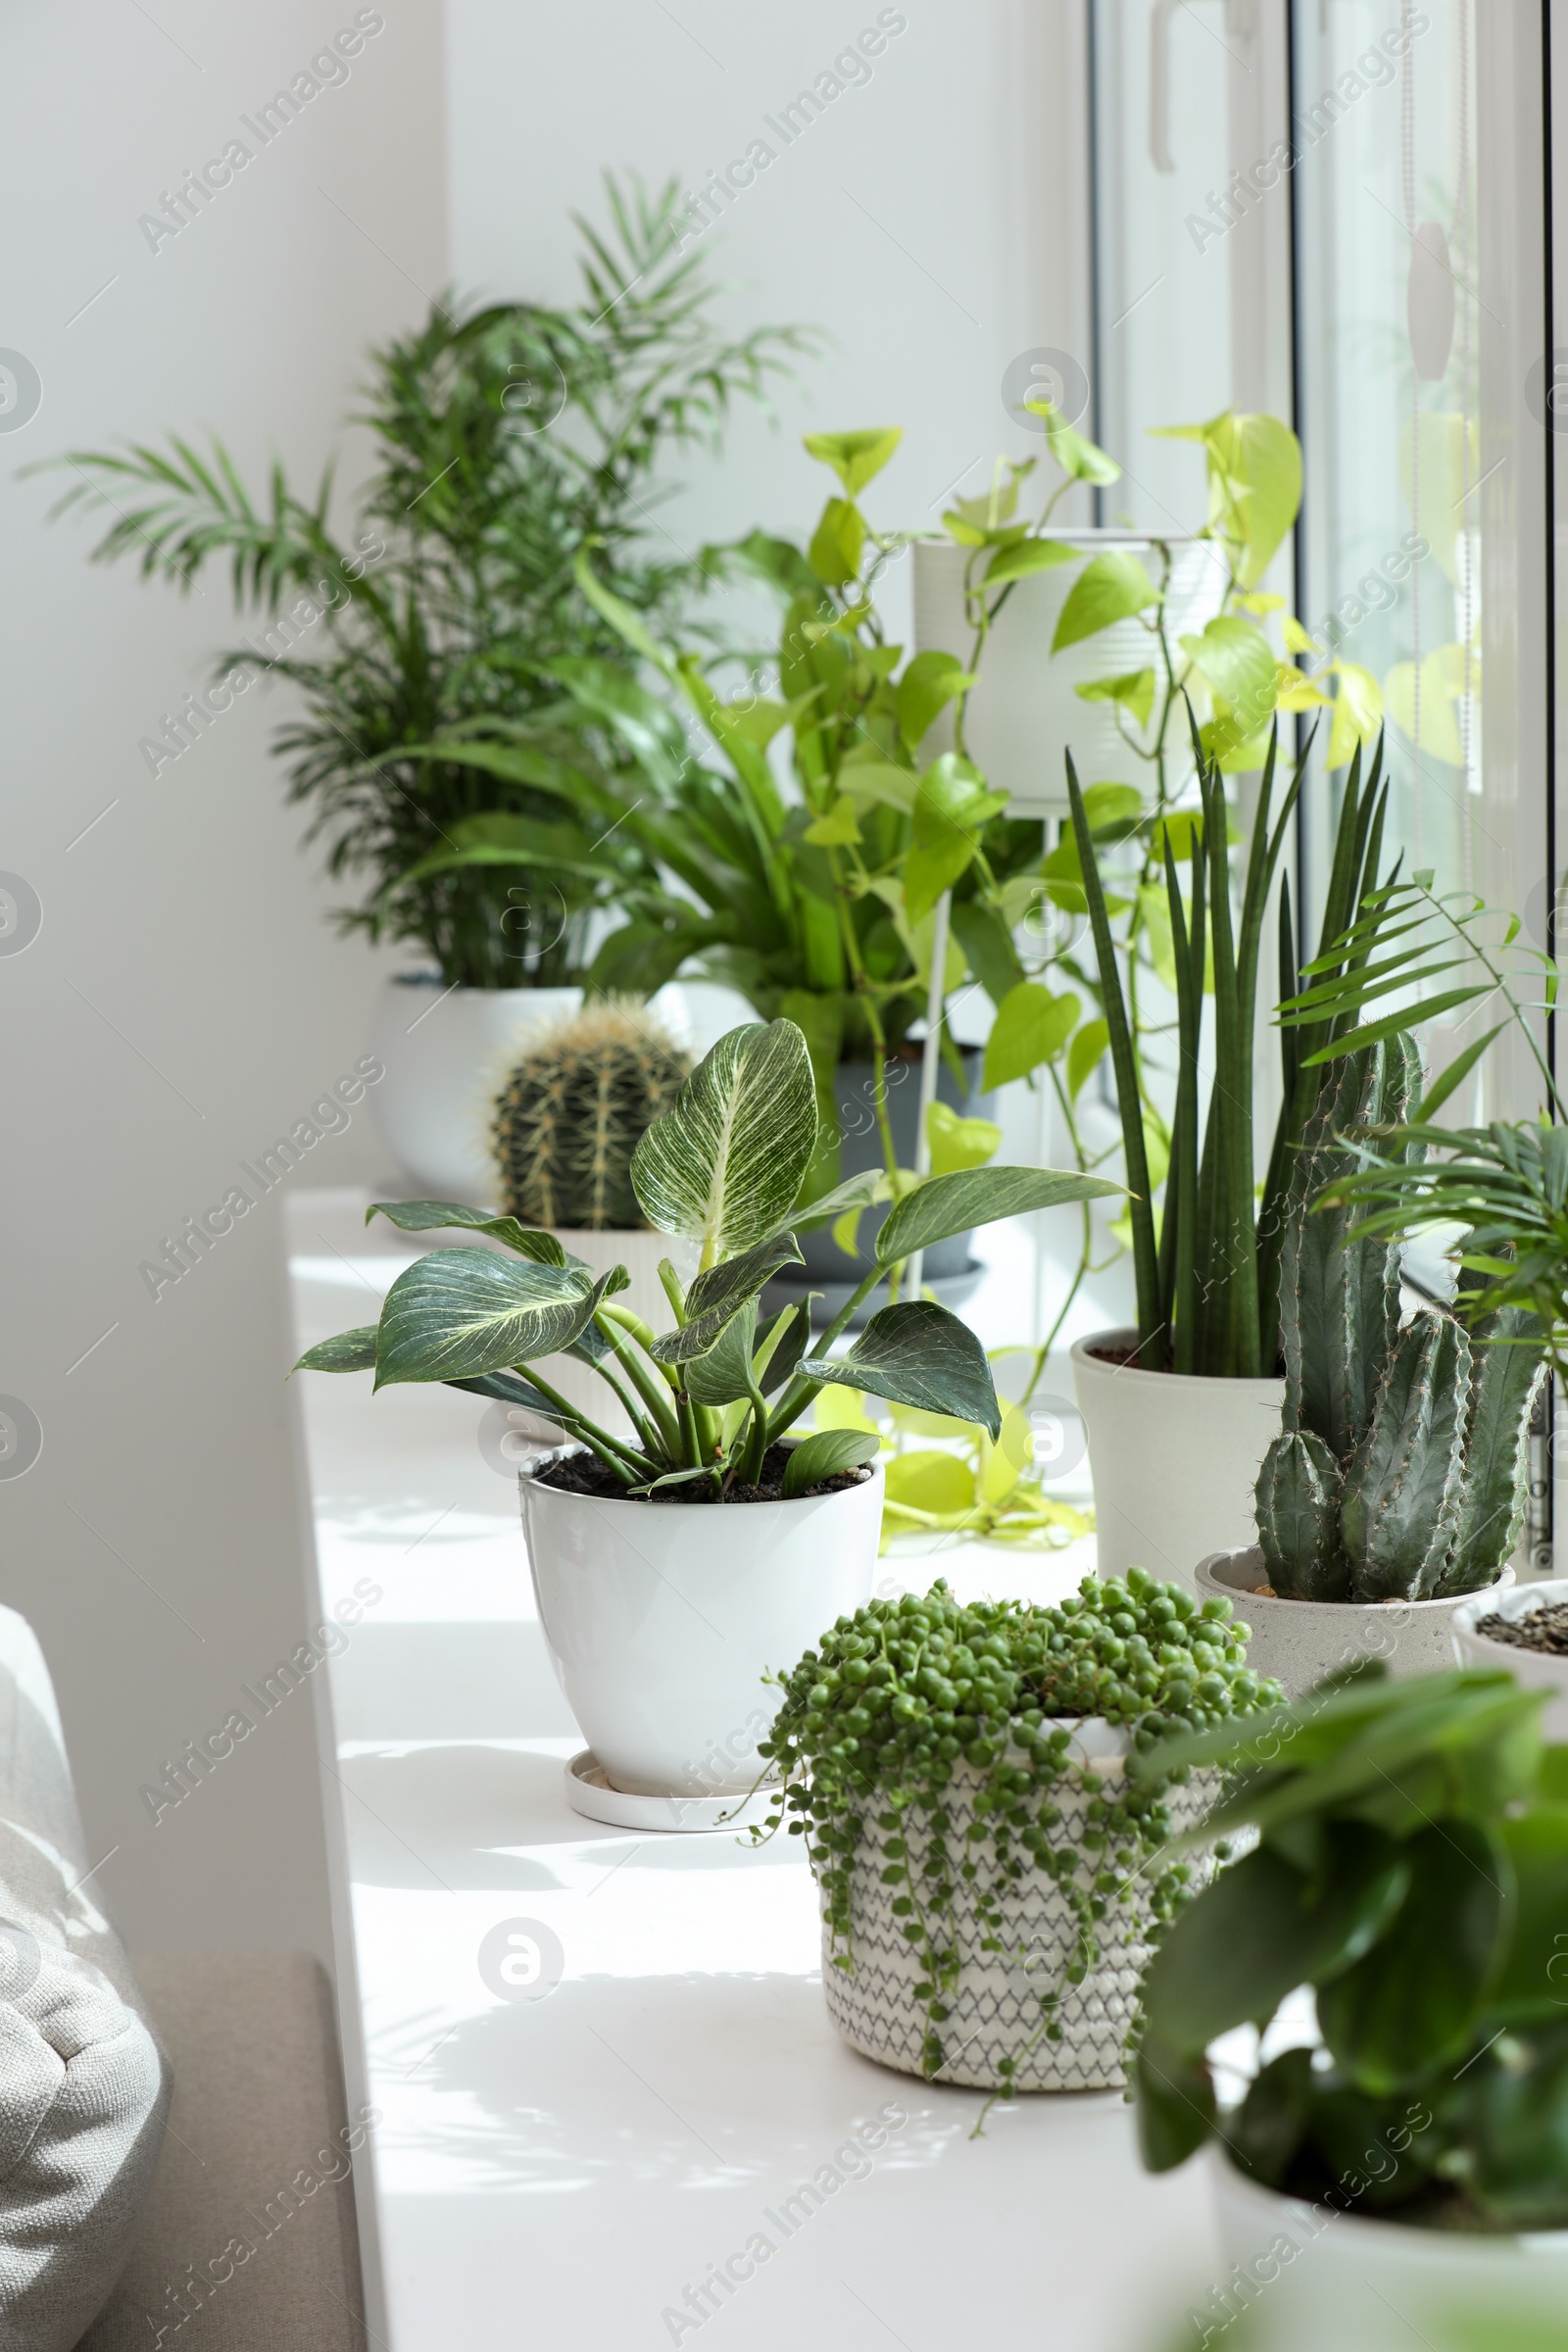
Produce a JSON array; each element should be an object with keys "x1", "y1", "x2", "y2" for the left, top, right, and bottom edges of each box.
[{"x1": 756, "y1": 1571, "x2": 1279, "y2": 2096}]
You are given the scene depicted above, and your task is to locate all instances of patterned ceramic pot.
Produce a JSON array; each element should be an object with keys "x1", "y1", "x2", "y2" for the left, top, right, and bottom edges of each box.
[{"x1": 818, "y1": 1730, "x2": 1218, "y2": 2092}]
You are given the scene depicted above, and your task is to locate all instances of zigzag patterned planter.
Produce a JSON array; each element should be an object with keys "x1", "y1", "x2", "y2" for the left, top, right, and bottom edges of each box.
[{"x1": 819, "y1": 1748, "x2": 1218, "y2": 2093}]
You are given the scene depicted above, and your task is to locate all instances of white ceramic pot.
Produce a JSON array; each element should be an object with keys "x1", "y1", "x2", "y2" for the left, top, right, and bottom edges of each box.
[
  {"x1": 1197, "y1": 1545, "x2": 1515, "y2": 1698},
  {"x1": 912, "y1": 535, "x2": 1226, "y2": 814},
  {"x1": 531, "y1": 1228, "x2": 699, "y2": 1436},
  {"x1": 1071, "y1": 1329, "x2": 1284, "y2": 1587},
  {"x1": 519, "y1": 1450, "x2": 882, "y2": 1798},
  {"x1": 368, "y1": 976, "x2": 691, "y2": 1199},
  {"x1": 822, "y1": 1730, "x2": 1219, "y2": 2091},
  {"x1": 1207, "y1": 2148, "x2": 1568, "y2": 2349},
  {"x1": 1452, "y1": 1576, "x2": 1568, "y2": 1736}
]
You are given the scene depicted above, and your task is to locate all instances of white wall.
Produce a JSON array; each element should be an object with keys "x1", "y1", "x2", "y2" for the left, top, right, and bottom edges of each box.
[
  {"x1": 1, "y1": 0, "x2": 446, "y2": 1959},
  {"x1": 448, "y1": 0, "x2": 1093, "y2": 648}
]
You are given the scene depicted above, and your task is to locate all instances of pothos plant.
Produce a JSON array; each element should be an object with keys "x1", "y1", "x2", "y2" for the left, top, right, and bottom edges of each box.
[
  {"x1": 757, "y1": 1571, "x2": 1277, "y2": 2098},
  {"x1": 811, "y1": 1377, "x2": 1093, "y2": 1550},
  {"x1": 293, "y1": 1018, "x2": 1116, "y2": 1494},
  {"x1": 389, "y1": 425, "x2": 1045, "y2": 1206}
]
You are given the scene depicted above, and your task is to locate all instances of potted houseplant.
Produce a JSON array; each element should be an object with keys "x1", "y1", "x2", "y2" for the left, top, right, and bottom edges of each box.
[
  {"x1": 391, "y1": 427, "x2": 1049, "y2": 1319},
  {"x1": 294, "y1": 1016, "x2": 1114, "y2": 1819},
  {"x1": 757, "y1": 1569, "x2": 1277, "y2": 2099},
  {"x1": 488, "y1": 997, "x2": 693, "y2": 1426},
  {"x1": 1452, "y1": 1582, "x2": 1568, "y2": 1739},
  {"x1": 44, "y1": 178, "x2": 810, "y2": 1196},
  {"x1": 1196, "y1": 1041, "x2": 1544, "y2": 1694},
  {"x1": 1067, "y1": 723, "x2": 1402, "y2": 1582},
  {"x1": 1133, "y1": 1666, "x2": 1568, "y2": 2350}
]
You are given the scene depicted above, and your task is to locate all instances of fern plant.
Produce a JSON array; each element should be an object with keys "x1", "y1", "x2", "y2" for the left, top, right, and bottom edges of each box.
[{"x1": 40, "y1": 176, "x2": 814, "y2": 987}]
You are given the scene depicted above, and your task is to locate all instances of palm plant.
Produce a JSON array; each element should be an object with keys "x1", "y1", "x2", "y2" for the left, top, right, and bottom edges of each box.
[{"x1": 41, "y1": 177, "x2": 813, "y2": 986}]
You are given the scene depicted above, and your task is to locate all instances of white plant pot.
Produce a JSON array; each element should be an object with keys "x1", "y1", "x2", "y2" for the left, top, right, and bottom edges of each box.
[
  {"x1": 1196, "y1": 1545, "x2": 1515, "y2": 1698},
  {"x1": 530, "y1": 1228, "x2": 699, "y2": 1436},
  {"x1": 367, "y1": 976, "x2": 691, "y2": 1200},
  {"x1": 912, "y1": 535, "x2": 1227, "y2": 814},
  {"x1": 1071, "y1": 1329, "x2": 1284, "y2": 1587},
  {"x1": 1451, "y1": 1576, "x2": 1568, "y2": 1736},
  {"x1": 821, "y1": 1730, "x2": 1220, "y2": 2092},
  {"x1": 519, "y1": 1450, "x2": 881, "y2": 1799},
  {"x1": 1208, "y1": 2148, "x2": 1568, "y2": 2349}
]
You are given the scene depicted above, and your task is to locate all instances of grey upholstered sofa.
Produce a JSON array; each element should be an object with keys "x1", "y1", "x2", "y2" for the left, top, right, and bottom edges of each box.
[{"x1": 0, "y1": 1605, "x2": 367, "y2": 2350}]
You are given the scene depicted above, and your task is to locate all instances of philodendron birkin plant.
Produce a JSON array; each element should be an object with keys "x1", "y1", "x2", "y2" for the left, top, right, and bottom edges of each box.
[{"x1": 296, "y1": 1017, "x2": 1115, "y2": 1495}]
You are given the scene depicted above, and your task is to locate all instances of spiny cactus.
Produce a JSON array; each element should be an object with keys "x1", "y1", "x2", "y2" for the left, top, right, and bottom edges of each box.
[
  {"x1": 1255, "y1": 1040, "x2": 1545, "y2": 1603},
  {"x1": 492, "y1": 1001, "x2": 689, "y2": 1231}
]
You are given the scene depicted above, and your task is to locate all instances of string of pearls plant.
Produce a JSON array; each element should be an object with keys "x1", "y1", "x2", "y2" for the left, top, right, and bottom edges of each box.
[{"x1": 755, "y1": 1571, "x2": 1280, "y2": 2095}]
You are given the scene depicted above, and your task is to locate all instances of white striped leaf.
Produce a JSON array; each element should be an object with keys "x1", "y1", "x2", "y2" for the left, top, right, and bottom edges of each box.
[
  {"x1": 804, "y1": 1300, "x2": 1002, "y2": 1437},
  {"x1": 632, "y1": 1020, "x2": 817, "y2": 1257},
  {"x1": 373, "y1": 1251, "x2": 624, "y2": 1389},
  {"x1": 874, "y1": 1165, "x2": 1122, "y2": 1265}
]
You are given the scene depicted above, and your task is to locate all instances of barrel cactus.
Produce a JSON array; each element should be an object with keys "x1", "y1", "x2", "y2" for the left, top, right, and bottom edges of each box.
[
  {"x1": 1255, "y1": 1039, "x2": 1546, "y2": 1603},
  {"x1": 491, "y1": 1001, "x2": 690, "y2": 1231}
]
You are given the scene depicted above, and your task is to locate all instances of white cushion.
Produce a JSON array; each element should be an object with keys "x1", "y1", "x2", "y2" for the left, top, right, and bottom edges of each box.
[{"x1": 0, "y1": 1605, "x2": 170, "y2": 2350}]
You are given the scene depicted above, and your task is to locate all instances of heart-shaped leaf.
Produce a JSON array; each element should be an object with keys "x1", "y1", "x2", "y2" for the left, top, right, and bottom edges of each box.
[
  {"x1": 293, "y1": 1326, "x2": 378, "y2": 1375},
  {"x1": 926, "y1": 1102, "x2": 1002, "y2": 1177},
  {"x1": 982, "y1": 982, "x2": 1080, "y2": 1090},
  {"x1": 632, "y1": 1020, "x2": 817, "y2": 1258},
  {"x1": 1051, "y1": 551, "x2": 1157, "y2": 652},
  {"x1": 875, "y1": 1164, "x2": 1122, "y2": 1265},
  {"x1": 649, "y1": 1234, "x2": 805, "y2": 1365},
  {"x1": 804, "y1": 1301, "x2": 1003, "y2": 1438},
  {"x1": 367, "y1": 1200, "x2": 569, "y2": 1267},
  {"x1": 374, "y1": 1251, "x2": 622, "y2": 1389},
  {"x1": 804, "y1": 425, "x2": 903, "y2": 496},
  {"x1": 782, "y1": 1427, "x2": 880, "y2": 1497}
]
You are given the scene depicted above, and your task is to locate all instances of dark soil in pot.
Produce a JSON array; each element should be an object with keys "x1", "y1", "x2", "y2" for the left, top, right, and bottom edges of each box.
[
  {"x1": 1473, "y1": 1599, "x2": 1568, "y2": 1654},
  {"x1": 534, "y1": 1443, "x2": 874, "y2": 1505}
]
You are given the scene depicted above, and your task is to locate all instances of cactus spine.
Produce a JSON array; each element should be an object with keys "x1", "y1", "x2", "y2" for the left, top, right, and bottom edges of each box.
[
  {"x1": 491, "y1": 1001, "x2": 689, "y2": 1231},
  {"x1": 1254, "y1": 1039, "x2": 1544, "y2": 1603}
]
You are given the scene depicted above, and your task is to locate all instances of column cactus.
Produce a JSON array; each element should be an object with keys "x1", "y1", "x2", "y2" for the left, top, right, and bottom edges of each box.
[{"x1": 1255, "y1": 1040, "x2": 1545, "y2": 1603}]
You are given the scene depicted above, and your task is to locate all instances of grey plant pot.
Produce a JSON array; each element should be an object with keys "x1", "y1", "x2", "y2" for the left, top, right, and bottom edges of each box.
[
  {"x1": 1196, "y1": 1546, "x2": 1514, "y2": 1699},
  {"x1": 765, "y1": 1048, "x2": 989, "y2": 1329}
]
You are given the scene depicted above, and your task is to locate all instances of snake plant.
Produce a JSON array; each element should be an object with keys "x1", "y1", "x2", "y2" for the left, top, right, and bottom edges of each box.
[
  {"x1": 293, "y1": 1018, "x2": 1117, "y2": 1497},
  {"x1": 1067, "y1": 721, "x2": 1396, "y2": 1377}
]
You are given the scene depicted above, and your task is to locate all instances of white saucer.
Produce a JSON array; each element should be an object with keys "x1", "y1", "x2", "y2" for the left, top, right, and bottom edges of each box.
[{"x1": 564, "y1": 1750, "x2": 781, "y2": 1834}]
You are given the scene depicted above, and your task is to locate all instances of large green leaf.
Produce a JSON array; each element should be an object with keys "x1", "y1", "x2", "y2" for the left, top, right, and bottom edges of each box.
[
  {"x1": 293, "y1": 1326, "x2": 378, "y2": 1375},
  {"x1": 897, "y1": 650, "x2": 975, "y2": 751},
  {"x1": 366, "y1": 1200, "x2": 568, "y2": 1267},
  {"x1": 1317, "y1": 1822, "x2": 1509, "y2": 2091},
  {"x1": 1179, "y1": 615, "x2": 1278, "y2": 725},
  {"x1": 804, "y1": 1301, "x2": 1003, "y2": 1438},
  {"x1": 373, "y1": 1251, "x2": 620, "y2": 1389},
  {"x1": 649, "y1": 1235, "x2": 805, "y2": 1365},
  {"x1": 1051, "y1": 551, "x2": 1157, "y2": 652},
  {"x1": 905, "y1": 756, "x2": 1007, "y2": 922},
  {"x1": 875, "y1": 1164, "x2": 1121, "y2": 1265},
  {"x1": 1492, "y1": 1807, "x2": 1568, "y2": 2024},
  {"x1": 631, "y1": 1020, "x2": 817, "y2": 1259},
  {"x1": 1141, "y1": 1825, "x2": 1409, "y2": 2062},
  {"x1": 982, "y1": 536, "x2": 1081, "y2": 587},
  {"x1": 982, "y1": 982, "x2": 1080, "y2": 1090},
  {"x1": 1152, "y1": 411, "x2": 1302, "y2": 586}
]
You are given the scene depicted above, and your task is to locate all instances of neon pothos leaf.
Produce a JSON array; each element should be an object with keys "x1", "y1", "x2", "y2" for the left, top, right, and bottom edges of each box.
[
  {"x1": 782, "y1": 1427, "x2": 880, "y2": 1497},
  {"x1": 875, "y1": 1165, "x2": 1122, "y2": 1266},
  {"x1": 804, "y1": 1301, "x2": 1003, "y2": 1438},
  {"x1": 632, "y1": 1019, "x2": 817, "y2": 1257},
  {"x1": 649, "y1": 1235, "x2": 804, "y2": 1365},
  {"x1": 373, "y1": 1252, "x2": 623, "y2": 1389},
  {"x1": 366, "y1": 1200, "x2": 569, "y2": 1267},
  {"x1": 293, "y1": 1326, "x2": 378, "y2": 1374}
]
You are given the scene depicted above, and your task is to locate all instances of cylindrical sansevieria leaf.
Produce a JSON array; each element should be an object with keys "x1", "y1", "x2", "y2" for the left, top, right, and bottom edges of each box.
[
  {"x1": 1439, "y1": 1302, "x2": 1548, "y2": 1595},
  {"x1": 1339, "y1": 1306, "x2": 1472, "y2": 1601},
  {"x1": 1254, "y1": 1429, "x2": 1348, "y2": 1600},
  {"x1": 1276, "y1": 1040, "x2": 1419, "y2": 1458}
]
